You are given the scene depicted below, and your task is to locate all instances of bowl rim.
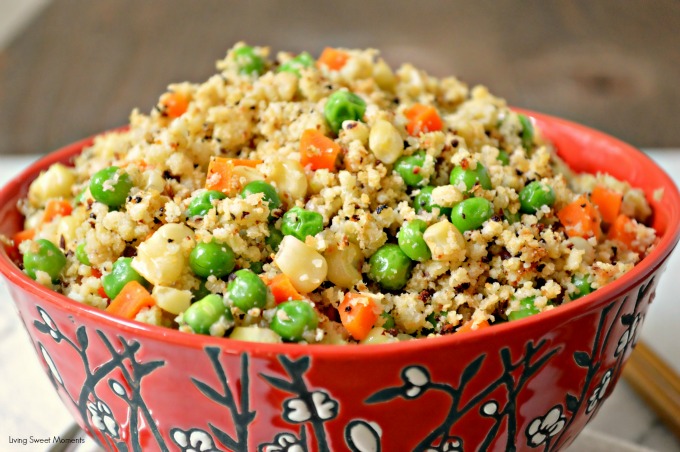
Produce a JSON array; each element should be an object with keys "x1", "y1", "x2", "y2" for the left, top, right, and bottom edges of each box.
[{"x1": 1, "y1": 110, "x2": 679, "y2": 358}]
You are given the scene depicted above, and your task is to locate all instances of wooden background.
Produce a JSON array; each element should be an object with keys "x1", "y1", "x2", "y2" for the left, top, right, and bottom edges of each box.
[{"x1": 1, "y1": 0, "x2": 679, "y2": 155}]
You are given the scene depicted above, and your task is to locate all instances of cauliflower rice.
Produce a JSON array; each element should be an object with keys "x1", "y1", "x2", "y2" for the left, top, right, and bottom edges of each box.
[{"x1": 9, "y1": 43, "x2": 658, "y2": 344}]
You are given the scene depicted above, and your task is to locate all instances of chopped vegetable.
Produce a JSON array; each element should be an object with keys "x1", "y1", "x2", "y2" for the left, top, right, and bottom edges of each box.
[
  {"x1": 339, "y1": 293, "x2": 380, "y2": 341},
  {"x1": 190, "y1": 240, "x2": 236, "y2": 279},
  {"x1": 449, "y1": 163, "x2": 492, "y2": 193},
  {"x1": 300, "y1": 129, "x2": 342, "y2": 170},
  {"x1": 42, "y1": 200, "x2": 72, "y2": 223},
  {"x1": 317, "y1": 47, "x2": 349, "y2": 71},
  {"x1": 508, "y1": 296, "x2": 540, "y2": 321},
  {"x1": 591, "y1": 185, "x2": 623, "y2": 224},
  {"x1": 278, "y1": 52, "x2": 314, "y2": 76},
  {"x1": 394, "y1": 151, "x2": 427, "y2": 187},
  {"x1": 12, "y1": 229, "x2": 35, "y2": 249},
  {"x1": 205, "y1": 158, "x2": 263, "y2": 195},
  {"x1": 608, "y1": 214, "x2": 644, "y2": 253},
  {"x1": 456, "y1": 319, "x2": 490, "y2": 334},
  {"x1": 184, "y1": 294, "x2": 232, "y2": 335},
  {"x1": 557, "y1": 195, "x2": 602, "y2": 239},
  {"x1": 160, "y1": 92, "x2": 189, "y2": 118},
  {"x1": 267, "y1": 273, "x2": 303, "y2": 304},
  {"x1": 450, "y1": 197, "x2": 495, "y2": 232},
  {"x1": 106, "y1": 280, "x2": 156, "y2": 320},
  {"x1": 404, "y1": 104, "x2": 442, "y2": 136}
]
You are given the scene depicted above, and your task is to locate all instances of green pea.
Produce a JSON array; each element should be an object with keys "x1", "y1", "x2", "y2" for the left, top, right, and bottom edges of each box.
[
  {"x1": 413, "y1": 186, "x2": 452, "y2": 217},
  {"x1": 240, "y1": 181, "x2": 281, "y2": 217},
  {"x1": 508, "y1": 296, "x2": 540, "y2": 321},
  {"x1": 368, "y1": 244, "x2": 414, "y2": 291},
  {"x1": 227, "y1": 269, "x2": 267, "y2": 311},
  {"x1": 190, "y1": 240, "x2": 236, "y2": 278},
  {"x1": 450, "y1": 197, "x2": 495, "y2": 232},
  {"x1": 234, "y1": 45, "x2": 265, "y2": 76},
  {"x1": 248, "y1": 261, "x2": 264, "y2": 274},
  {"x1": 394, "y1": 151, "x2": 427, "y2": 187},
  {"x1": 518, "y1": 114, "x2": 534, "y2": 150},
  {"x1": 519, "y1": 181, "x2": 556, "y2": 214},
  {"x1": 281, "y1": 207, "x2": 324, "y2": 241},
  {"x1": 497, "y1": 150, "x2": 510, "y2": 166},
  {"x1": 90, "y1": 166, "x2": 133, "y2": 208},
  {"x1": 186, "y1": 190, "x2": 226, "y2": 218},
  {"x1": 23, "y1": 239, "x2": 66, "y2": 283},
  {"x1": 277, "y1": 52, "x2": 314, "y2": 77},
  {"x1": 270, "y1": 300, "x2": 319, "y2": 342},
  {"x1": 324, "y1": 90, "x2": 366, "y2": 134},
  {"x1": 397, "y1": 219, "x2": 431, "y2": 262},
  {"x1": 102, "y1": 257, "x2": 148, "y2": 299},
  {"x1": 266, "y1": 226, "x2": 284, "y2": 251},
  {"x1": 381, "y1": 312, "x2": 395, "y2": 329},
  {"x1": 75, "y1": 242, "x2": 90, "y2": 265},
  {"x1": 503, "y1": 208, "x2": 521, "y2": 224},
  {"x1": 184, "y1": 294, "x2": 232, "y2": 335},
  {"x1": 449, "y1": 163, "x2": 492, "y2": 193},
  {"x1": 73, "y1": 188, "x2": 87, "y2": 205},
  {"x1": 570, "y1": 275, "x2": 593, "y2": 300},
  {"x1": 192, "y1": 279, "x2": 212, "y2": 301}
]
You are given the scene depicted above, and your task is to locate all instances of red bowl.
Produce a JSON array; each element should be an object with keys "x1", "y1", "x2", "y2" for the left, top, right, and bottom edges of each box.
[{"x1": 1, "y1": 111, "x2": 678, "y2": 452}]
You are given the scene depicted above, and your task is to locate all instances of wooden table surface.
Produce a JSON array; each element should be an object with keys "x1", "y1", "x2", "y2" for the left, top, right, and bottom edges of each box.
[{"x1": 1, "y1": 0, "x2": 680, "y2": 155}]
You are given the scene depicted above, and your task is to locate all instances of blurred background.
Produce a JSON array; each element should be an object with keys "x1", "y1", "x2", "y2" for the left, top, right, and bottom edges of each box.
[{"x1": 0, "y1": 0, "x2": 679, "y2": 155}]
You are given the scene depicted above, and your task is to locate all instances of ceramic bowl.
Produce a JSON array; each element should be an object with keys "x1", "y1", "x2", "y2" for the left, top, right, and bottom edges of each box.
[{"x1": 1, "y1": 111, "x2": 678, "y2": 452}]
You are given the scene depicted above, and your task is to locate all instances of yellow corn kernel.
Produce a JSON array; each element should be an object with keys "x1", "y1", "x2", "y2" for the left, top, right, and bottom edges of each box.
[
  {"x1": 267, "y1": 159, "x2": 308, "y2": 206},
  {"x1": 423, "y1": 220, "x2": 466, "y2": 263},
  {"x1": 369, "y1": 119, "x2": 403, "y2": 164},
  {"x1": 132, "y1": 224, "x2": 195, "y2": 286},
  {"x1": 324, "y1": 242, "x2": 362, "y2": 288},
  {"x1": 274, "y1": 235, "x2": 327, "y2": 293},
  {"x1": 152, "y1": 286, "x2": 192, "y2": 315},
  {"x1": 28, "y1": 163, "x2": 75, "y2": 207}
]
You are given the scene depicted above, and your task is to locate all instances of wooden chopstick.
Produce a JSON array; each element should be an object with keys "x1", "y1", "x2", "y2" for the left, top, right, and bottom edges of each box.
[{"x1": 622, "y1": 340, "x2": 680, "y2": 439}]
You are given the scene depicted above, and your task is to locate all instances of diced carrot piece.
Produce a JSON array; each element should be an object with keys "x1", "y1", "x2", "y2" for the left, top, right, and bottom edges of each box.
[
  {"x1": 43, "y1": 200, "x2": 73, "y2": 224},
  {"x1": 557, "y1": 195, "x2": 602, "y2": 239},
  {"x1": 317, "y1": 47, "x2": 349, "y2": 71},
  {"x1": 339, "y1": 292, "x2": 380, "y2": 341},
  {"x1": 404, "y1": 104, "x2": 443, "y2": 136},
  {"x1": 160, "y1": 92, "x2": 189, "y2": 118},
  {"x1": 12, "y1": 229, "x2": 36, "y2": 248},
  {"x1": 91, "y1": 268, "x2": 102, "y2": 278},
  {"x1": 98, "y1": 285, "x2": 109, "y2": 300},
  {"x1": 608, "y1": 214, "x2": 644, "y2": 253},
  {"x1": 205, "y1": 157, "x2": 263, "y2": 194},
  {"x1": 300, "y1": 129, "x2": 342, "y2": 171},
  {"x1": 268, "y1": 274, "x2": 303, "y2": 304},
  {"x1": 591, "y1": 185, "x2": 623, "y2": 224},
  {"x1": 106, "y1": 281, "x2": 155, "y2": 319},
  {"x1": 456, "y1": 319, "x2": 490, "y2": 334}
]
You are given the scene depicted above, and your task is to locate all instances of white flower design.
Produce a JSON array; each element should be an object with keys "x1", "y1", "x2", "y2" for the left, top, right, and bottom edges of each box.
[
  {"x1": 171, "y1": 427, "x2": 220, "y2": 452},
  {"x1": 37, "y1": 307, "x2": 60, "y2": 340},
  {"x1": 260, "y1": 432, "x2": 304, "y2": 452},
  {"x1": 586, "y1": 369, "x2": 613, "y2": 414},
  {"x1": 526, "y1": 405, "x2": 566, "y2": 447},
  {"x1": 345, "y1": 420, "x2": 382, "y2": 452},
  {"x1": 39, "y1": 344, "x2": 63, "y2": 385},
  {"x1": 282, "y1": 390, "x2": 339, "y2": 423},
  {"x1": 615, "y1": 313, "x2": 642, "y2": 357},
  {"x1": 400, "y1": 366, "x2": 430, "y2": 399},
  {"x1": 283, "y1": 398, "x2": 311, "y2": 423},
  {"x1": 481, "y1": 401, "x2": 499, "y2": 417},
  {"x1": 87, "y1": 399, "x2": 119, "y2": 439},
  {"x1": 425, "y1": 436, "x2": 463, "y2": 452}
]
